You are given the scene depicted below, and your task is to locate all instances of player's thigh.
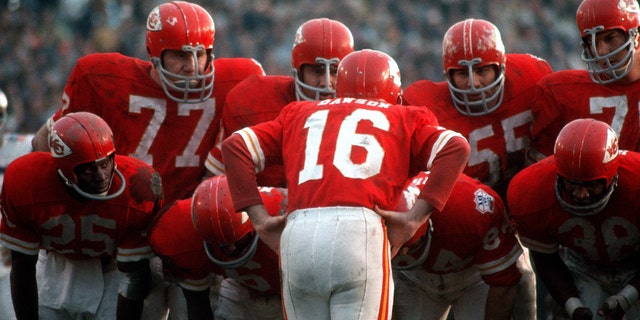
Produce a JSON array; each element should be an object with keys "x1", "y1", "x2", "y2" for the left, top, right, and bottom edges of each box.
[
  {"x1": 281, "y1": 207, "x2": 389, "y2": 320},
  {"x1": 450, "y1": 280, "x2": 489, "y2": 320},
  {"x1": 392, "y1": 271, "x2": 450, "y2": 320}
]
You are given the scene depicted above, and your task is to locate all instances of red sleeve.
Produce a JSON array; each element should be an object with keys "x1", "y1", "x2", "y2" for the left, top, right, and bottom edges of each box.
[
  {"x1": 221, "y1": 134, "x2": 264, "y2": 211},
  {"x1": 417, "y1": 135, "x2": 470, "y2": 211}
]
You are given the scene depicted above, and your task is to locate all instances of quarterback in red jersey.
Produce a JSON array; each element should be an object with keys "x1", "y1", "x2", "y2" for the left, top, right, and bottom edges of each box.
[
  {"x1": 149, "y1": 176, "x2": 286, "y2": 320},
  {"x1": 530, "y1": 0, "x2": 640, "y2": 161},
  {"x1": 392, "y1": 172, "x2": 523, "y2": 320},
  {"x1": 30, "y1": 1, "x2": 264, "y2": 205},
  {"x1": 205, "y1": 18, "x2": 355, "y2": 187},
  {"x1": 403, "y1": 18, "x2": 552, "y2": 197},
  {"x1": 509, "y1": 119, "x2": 640, "y2": 320},
  {"x1": 221, "y1": 49, "x2": 470, "y2": 319},
  {"x1": 0, "y1": 112, "x2": 162, "y2": 319}
]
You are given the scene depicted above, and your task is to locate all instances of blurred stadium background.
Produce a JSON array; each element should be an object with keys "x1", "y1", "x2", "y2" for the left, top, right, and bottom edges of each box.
[{"x1": 0, "y1": 0, "x2": 583, "y2": 133}]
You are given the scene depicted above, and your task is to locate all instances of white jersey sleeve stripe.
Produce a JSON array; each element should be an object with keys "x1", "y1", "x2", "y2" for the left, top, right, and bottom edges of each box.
[
  {"x1": 475, "y1": 244, "x2": 523, "y2": 276},
  {"x1": 518, "y1": 236, "x2": 559, "y2": 254},
  {"x1": 236, "y1": 128, "x2": 265, "y2": 173},
  {"x1": 426, "y1": 129, "x2": 466, "y2": 169},
  {"x1": 0, "y1": 234, "x2": 39, "y2": 255}
]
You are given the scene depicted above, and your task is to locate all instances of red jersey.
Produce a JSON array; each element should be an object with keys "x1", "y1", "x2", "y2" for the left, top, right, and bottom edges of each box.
[
  {"x1": 222, "y1": 97, "x2": 470, "y2": 213},
  {"x1": 149, "y1": 187, "x2": 284, "y2": 294},
  {"x1": 531, "y1": 69, "x2": 640, "y2": 156},
  {"x1": 395, "y1": 172, "x2": 522, "y2": 286},
  {"x1": 52, "y1": 53, "x2": 263, "y2": 203},
  {"x1": 206, "y1": 75, "x2": 295, "y2": 187},
  {"x1": 404, "y1": 54, "x2": 552, "y2": 196},
  {"x1": 0, "y1": 153, "x2": 162, "y2": 262},
  {"x1": 507, "y1": 152, "x2": 640, "y2": 268}
]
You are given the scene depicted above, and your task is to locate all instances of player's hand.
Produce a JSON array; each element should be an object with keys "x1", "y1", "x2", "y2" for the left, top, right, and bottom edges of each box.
[
  {"x1": 571, "y1": 307, "x2": 593, "y2": 320},
  {"x1": 598, "y1": 295, "x2": 628, "y2": 320},
  {"x1": 246, "y1": 204, "x2": 288, "y2": 254},
  {"x1": 374, "y1": 202, "x2": 430, "y2": 258}
]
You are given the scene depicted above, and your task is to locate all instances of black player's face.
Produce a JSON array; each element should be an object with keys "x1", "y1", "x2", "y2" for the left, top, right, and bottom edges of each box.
[
  {"x1": 562, "y1": 178, "x2": 606, "y2": 206},
  {"x1": 220, "y1": 233, "x2": 253, "y2": 258},
  {"x1": 74, "y1": 155, "x2": 115, "y2": 195}
]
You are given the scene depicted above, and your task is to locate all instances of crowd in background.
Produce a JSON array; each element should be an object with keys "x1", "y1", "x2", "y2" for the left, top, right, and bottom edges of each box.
[{"x1": 0, "y1": 0, "x2": 583, "y2": 134}]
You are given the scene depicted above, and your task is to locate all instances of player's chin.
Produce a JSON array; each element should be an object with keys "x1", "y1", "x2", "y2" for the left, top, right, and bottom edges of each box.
[{"x1": 88, "y1": 183, "x2": 111, "y2": 195}]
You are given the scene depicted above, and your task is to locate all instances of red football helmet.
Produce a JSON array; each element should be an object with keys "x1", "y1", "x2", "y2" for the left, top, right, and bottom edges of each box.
[
  {"x1": 442, "y1": 19, "x2": 506, "y2": 116},
  {"x1": 49, "y1": 112, "x2": 125, "y2": 200},
  {"x1": 146, "y1": 1, "x2": 215, "y2": 103},
  {"x1": 291, "y1": 18, "x2": 355, "y2": 101},
  {"x1": 554, "y1": 118, "x2": 620, "y2": 216},
  {"x1": 576, "y1": 0, "x2": 640, "y2": 84},
  {"x1": 191, "y1": 176, "x2": 287, "y2": 268},
  {"x1": 335, "y1": 49, "x2": 402, "y2": 104}
]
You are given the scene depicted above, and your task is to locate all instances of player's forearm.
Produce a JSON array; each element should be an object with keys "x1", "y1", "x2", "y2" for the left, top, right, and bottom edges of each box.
[
  {"x1": 419, "y1": 135, "x2": 470, "y2": 211},
  {"x1": 485, "y1": 285, "x2": 517, "y2": 320},
  {"x1": 406, "y1": 199, "x2": 433, "y2": 230},
  {"x1": 10, "y1": 251, "x2": 38, "y2": 320},
  {"x1": 529, "y1": 250, "x2": 580, "y2": 304},
  {"x1": 221, "y1": 134, "x2": 263, "y2": 211}
]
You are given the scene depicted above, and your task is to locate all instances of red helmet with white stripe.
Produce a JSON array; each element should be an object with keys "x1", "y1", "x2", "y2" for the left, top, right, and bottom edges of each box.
[
  {"x1": 191, "y1": 175, "x2": 287, "y2": 268},
  {"x1": 146, "y1": 1, "x2": 215, "y2": 103}
]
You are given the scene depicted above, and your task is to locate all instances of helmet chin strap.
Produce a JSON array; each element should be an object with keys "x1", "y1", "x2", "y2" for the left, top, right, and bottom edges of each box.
[
  {"x1": 58, "y1": 168, "x2": 126, "y2": 201},
  {"x1": 392, "y1": 220, "x2": 433, "y2": 271},
  {"x1": 555, "y1": 175, "x2": 617, "y2": 217},
  {"x1": 203, "y1": 233, "x2": 260, "y2": 269}
]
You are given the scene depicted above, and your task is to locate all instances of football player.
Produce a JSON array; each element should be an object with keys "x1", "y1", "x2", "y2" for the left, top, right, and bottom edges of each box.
[
  {"x1": 29, "y1": 3, "x2": 263, "y2": 318},
  {"x1": 149, "y1": 175, "x2": 286, "y2": 320},
  {"x1": 221, "y1": 49, "x2": 470, "y2": 319},
  {"x1": 529, "y1": 0, "x2": 640, "y2": 161},
  {"x1": 403, "y1": 18, "x2": 552, "y2": 198},
  {"x1": 392, "y1": 172, "x2": 523, "y2": 320},
  {"x1": 30, "y1": 1, "x2": 264, "y2": 205},
  {"x1": 403, "y1": 18, "x2": 550, "y2": 319},
  {"x1": 205, "y1": 18, "x2": 355, "y2": 187},
  {"x1": 509, "y1": 118, "x2": 640, "y2": 320},
  {"x1": 0, "y1": 112, "x2": 163, "y2": 319}
]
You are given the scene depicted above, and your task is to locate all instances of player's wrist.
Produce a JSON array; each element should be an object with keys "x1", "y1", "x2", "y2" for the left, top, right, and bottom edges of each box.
[
  {"x1": 565, "y1": 297, "x2": 585, "y2": 318},
  {"x1": 615, "y1": 284, "x2": 639, "y2": 311}
]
